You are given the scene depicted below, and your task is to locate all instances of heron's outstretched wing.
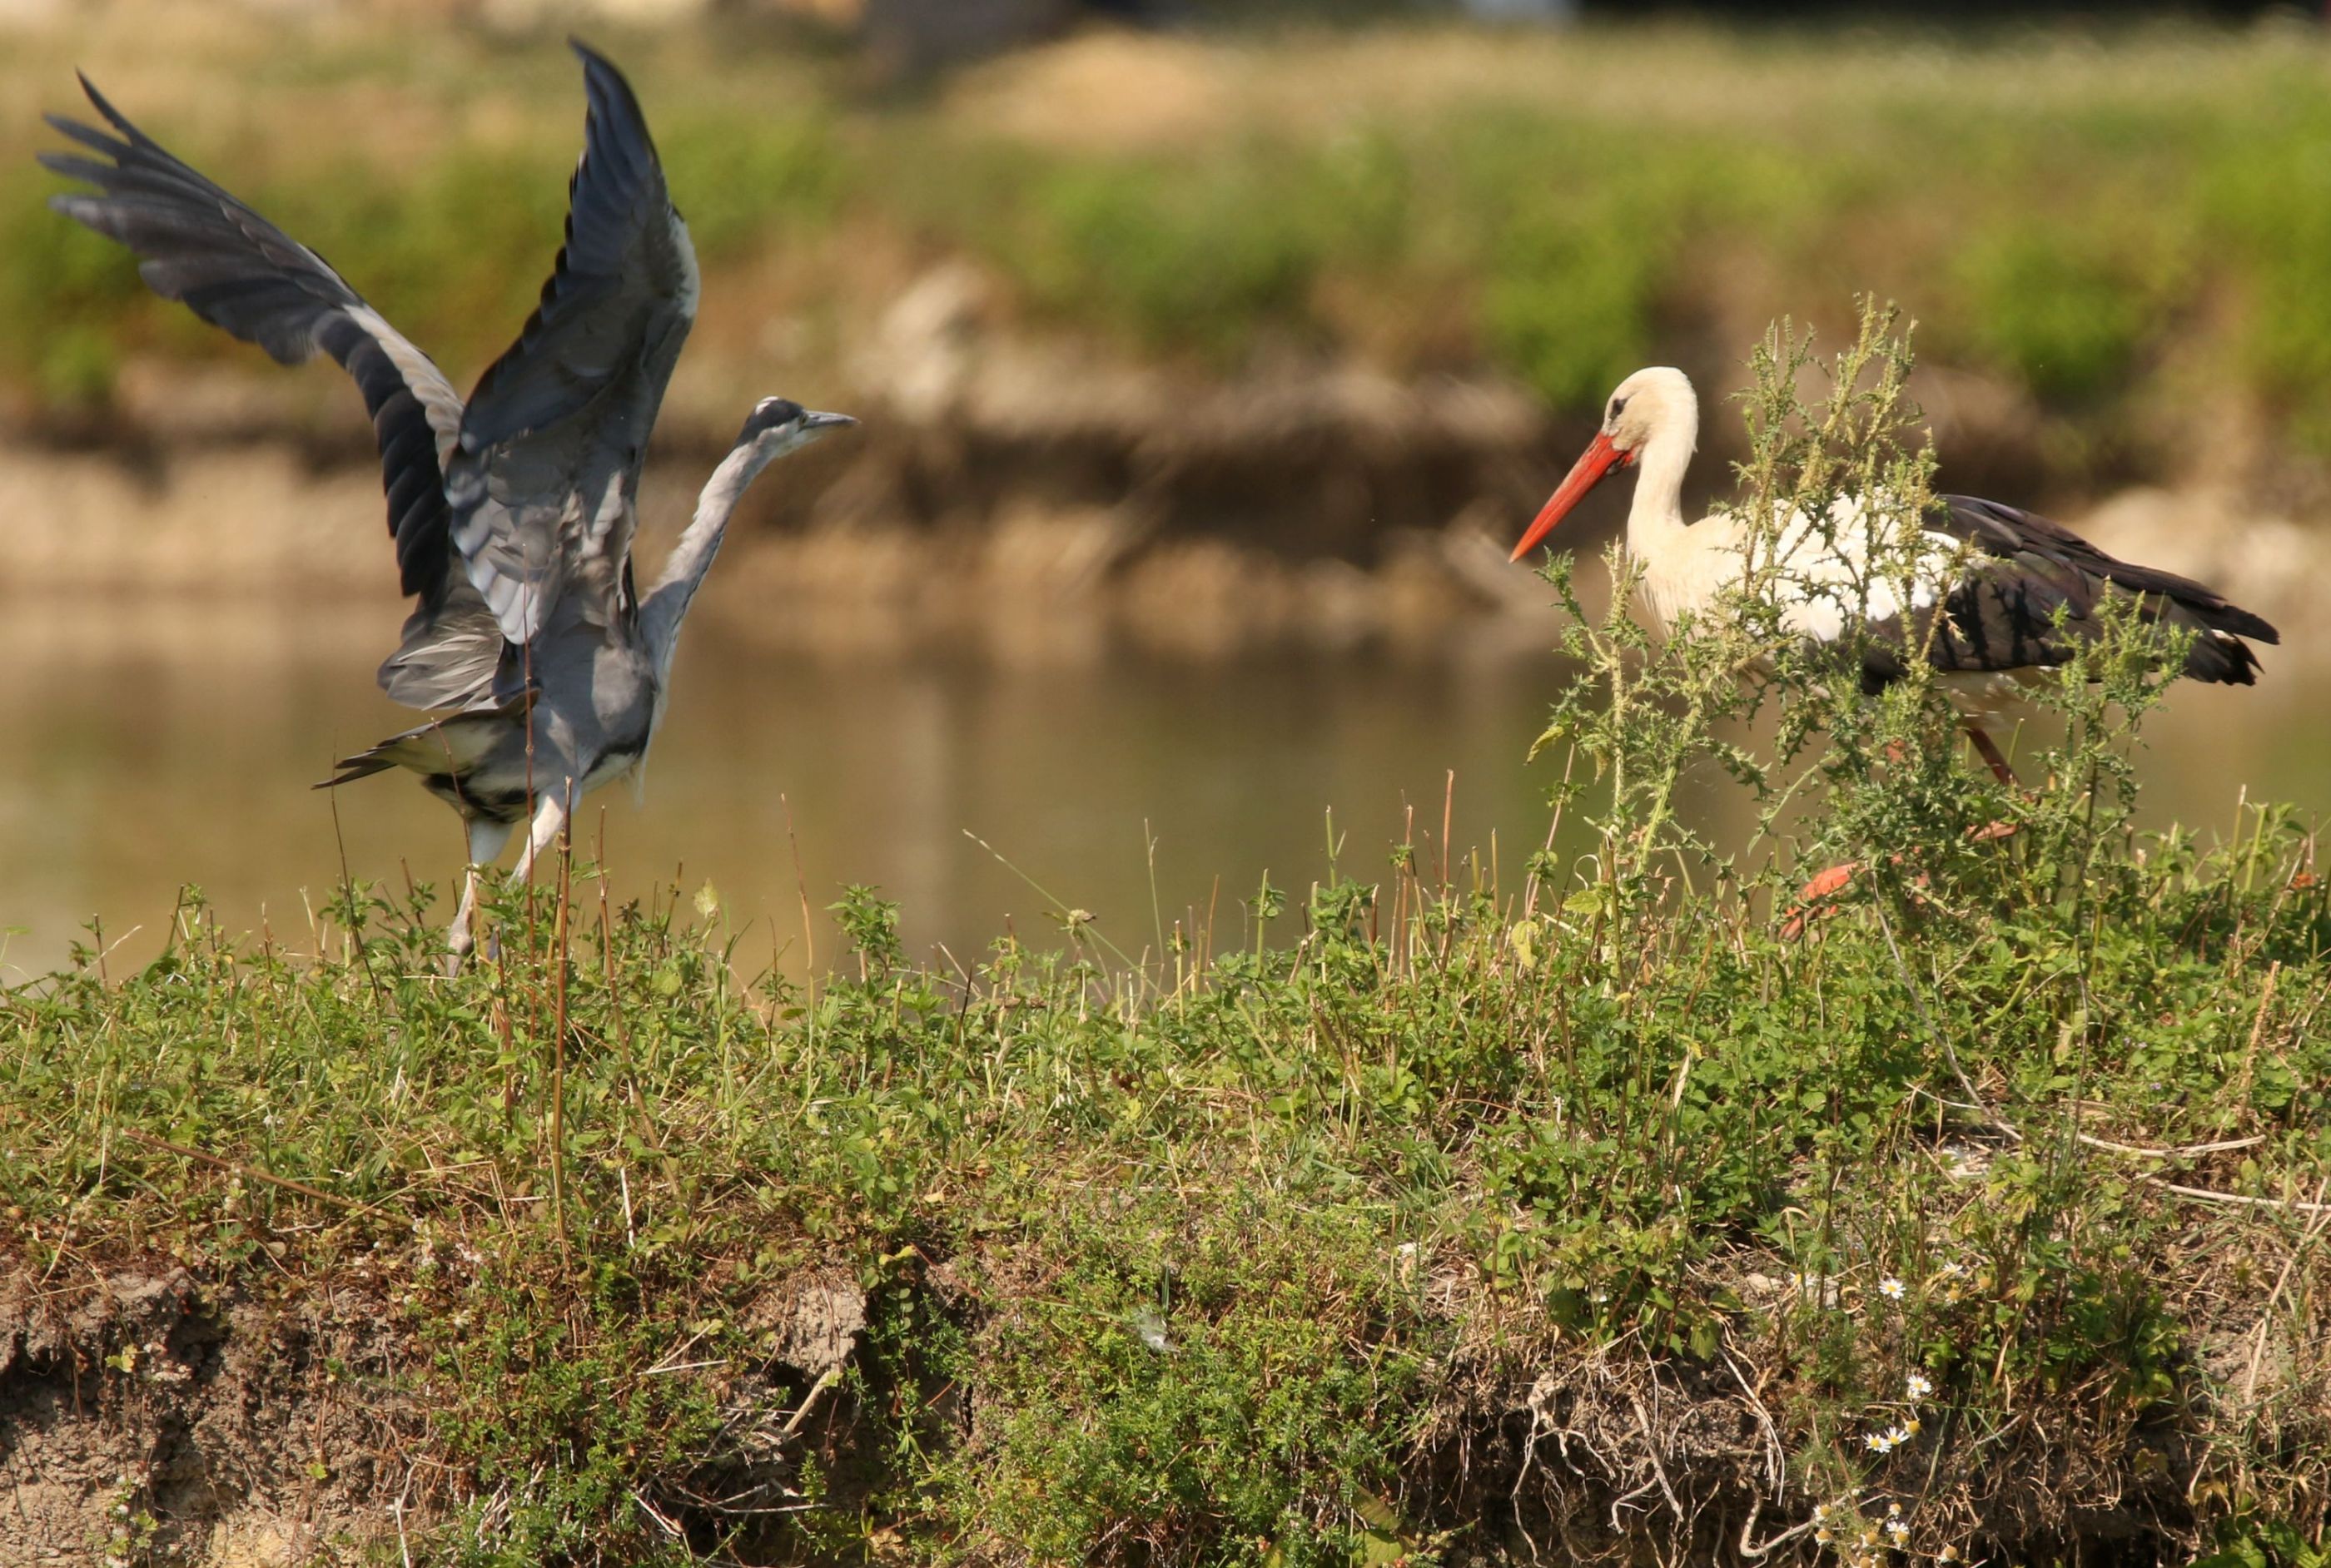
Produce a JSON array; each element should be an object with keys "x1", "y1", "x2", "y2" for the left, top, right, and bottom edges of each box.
[
  {"x1": 41, "y1": 77, "x2": 465, "y2": 609},
  {"x1": 1925, "y1": 495, "x2": 2278, "y2": 685},
  {"x1": 445, "y1": 41, "x2": 700, "y2": 646}
]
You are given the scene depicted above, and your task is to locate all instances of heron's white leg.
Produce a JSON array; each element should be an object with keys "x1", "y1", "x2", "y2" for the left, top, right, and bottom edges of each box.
[
  {"x1": 509, "y1": 786, "x2": 574, "y2": 887},
  {"x1": 447, "y1": 816, "x2": 516, "y2": 973}
]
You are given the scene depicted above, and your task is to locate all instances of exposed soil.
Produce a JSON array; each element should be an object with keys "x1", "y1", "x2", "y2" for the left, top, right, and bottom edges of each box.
[
  {"x1": 0, "y1": 1263, "x2": 406, "y2": 1565},
  {"x1": 0, "y1": 1258, "x2": 890, "y2": 1566},
  {"x1": 4, "y1": 1242, "x2": 2298, "y2": 1566},
  {"x1": 4, "y1": 263, "x2": 2324, "y2": 662}
]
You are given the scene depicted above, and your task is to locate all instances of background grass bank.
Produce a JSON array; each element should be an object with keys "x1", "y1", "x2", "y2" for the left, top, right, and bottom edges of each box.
[{"x1": 6, "y1": 14, "x2": 2331, "y2": 499}]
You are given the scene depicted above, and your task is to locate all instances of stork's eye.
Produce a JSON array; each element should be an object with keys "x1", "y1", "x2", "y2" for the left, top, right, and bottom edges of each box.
[{"x1": 1608, "y1": 395, "x2": 1630, "y2": 423}]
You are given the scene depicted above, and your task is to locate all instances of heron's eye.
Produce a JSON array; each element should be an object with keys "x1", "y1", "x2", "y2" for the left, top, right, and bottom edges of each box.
[{"x1": 1608, "y1": 395, "x2": 1629, "y2": 423}]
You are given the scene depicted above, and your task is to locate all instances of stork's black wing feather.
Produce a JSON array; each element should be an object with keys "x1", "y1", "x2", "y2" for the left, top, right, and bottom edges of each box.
[
  {"x1": 1922, "y1": 494, "x2": 2277, "y2": 687},
  {"x1": 40, "y1": 76, "x2": 466, "y2": 608},
  {"x1": 1939, "y1": 495, "x2": 2279, "y2": 643}
]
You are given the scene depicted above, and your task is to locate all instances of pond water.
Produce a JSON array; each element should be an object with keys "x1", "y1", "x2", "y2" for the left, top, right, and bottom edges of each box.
[{"x1": 2, "y1": 592, "x2": 2324, "y2": 984}]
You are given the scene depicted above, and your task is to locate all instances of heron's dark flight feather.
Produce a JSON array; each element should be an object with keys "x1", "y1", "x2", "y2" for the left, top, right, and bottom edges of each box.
[
  {"x1": 40, "y1": 77, "x2": 465, "y2": 608},
  {"x1": 445, "y1": 39, "x2": 701, "y2": 646}
]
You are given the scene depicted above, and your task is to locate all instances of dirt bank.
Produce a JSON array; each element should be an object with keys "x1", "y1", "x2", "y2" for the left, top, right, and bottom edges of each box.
[
  {"x1": 5, "y1": 1244, "x2": 2274, "y2": 1566},
  {"x1": 0, "y1": 1265, "x2": 401, "y2": 1564},
  {"x1": 3, "y1": 276, "x2": 2322, "y2": 661},
  {"x1": 0, "y1": 1257, "x2": 880, "y2": 1565}
]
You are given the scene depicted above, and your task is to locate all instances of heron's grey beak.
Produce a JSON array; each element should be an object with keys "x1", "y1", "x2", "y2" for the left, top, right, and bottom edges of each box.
[{"x1": 802, "y1": 410, "x2": 857, "y2": 434}]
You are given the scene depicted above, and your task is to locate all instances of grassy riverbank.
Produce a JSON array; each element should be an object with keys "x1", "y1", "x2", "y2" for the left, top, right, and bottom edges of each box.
[
  {"x1": 6, "y1": 323, "x2": 2330, "y2": 1567},
  {"x1": 6, "y1": 15, "x2": 2331, "y2": 492},
  {"x1": 2, "y1": 728, "x2": 2326, "y2": 1565}
]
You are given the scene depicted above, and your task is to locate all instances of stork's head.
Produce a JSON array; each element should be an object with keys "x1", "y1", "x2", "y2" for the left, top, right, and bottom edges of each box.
[
  {"x1": 1508, "y1": 366, "x2": 1697, "y2": 561},
  {"x1": 736, "y1": 397, "x2": 857, "y2": 460}
]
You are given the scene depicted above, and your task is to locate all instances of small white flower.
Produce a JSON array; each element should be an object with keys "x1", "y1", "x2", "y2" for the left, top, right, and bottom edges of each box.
[
  {"x1": 1886, "y1": 1501, "x2": 1902, "y2": 1517},
  {"x1": 1128, "y1": 1305, "x2": 1174, "y2": 1355},
  {"x1": 1882, "y1": 1518, "x2": 1909, "y2": 1544},
  {"x1": 1864, "y1": 1431, "x2": 1898, "y2": 1455},
  {"x1": 1938, "y1": 1260, "x2": 1968, "y2": 1279},
  {"x1": 1878, "y1": 1277, "x2": 1906, "y2": 1302},
  {"x1": 1814, "y1": 1527, "x2": 1833, "y2": 1546},
  {"x1": 1814, "y1": 1504, "x2": 1832, "y2": 1523},
  {"x1": 1906, "y1": 1372, "x2": 1934, "y2": 1400}
]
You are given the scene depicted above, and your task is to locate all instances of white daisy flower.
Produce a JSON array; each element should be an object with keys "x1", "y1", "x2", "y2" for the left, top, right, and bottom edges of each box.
[
  {"x1": 1878, "y1": 1277, "x2": 1906, "y2": 1302},
  {"x1": 1906, "y1": 1372, "x2": 1934, "y2": 1399}
]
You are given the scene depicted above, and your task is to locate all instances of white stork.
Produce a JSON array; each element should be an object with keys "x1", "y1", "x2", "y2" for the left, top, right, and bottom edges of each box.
[{"x1": 1509, "y1": 367, "x2": 2279, "y2": 784}]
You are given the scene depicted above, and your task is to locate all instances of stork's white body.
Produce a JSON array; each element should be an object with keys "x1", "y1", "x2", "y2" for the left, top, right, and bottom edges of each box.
[
  {"x1": 1584, "y1": 371, "x2": 1991, "y2": 706},
  {"x1": 1623, "y1": 447, "x2": 2030, "y2": 720},
  {"x1": 1512, "y1": 368, "x2": 2276, "y2": 774}
]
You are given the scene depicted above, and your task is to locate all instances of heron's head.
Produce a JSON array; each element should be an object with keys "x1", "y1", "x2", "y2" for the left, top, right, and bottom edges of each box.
[
  {"x1": 736, "y1": 397, "x2": 857, "y2": 460},
  {"x1": 1508, "y1": 367, "x2": 1697, "y2": 561}
]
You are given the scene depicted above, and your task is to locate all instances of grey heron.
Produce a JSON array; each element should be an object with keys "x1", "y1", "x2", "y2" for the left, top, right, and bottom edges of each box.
[{"x1": 42, "y1": 43, "x2": 855, "y2": 962}]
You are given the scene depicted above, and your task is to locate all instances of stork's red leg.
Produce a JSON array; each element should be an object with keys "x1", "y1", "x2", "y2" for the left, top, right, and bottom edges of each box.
[
  {"x1": 1780, "y1": 855, "x2": 1937, "y2": 940},
  {"x1": 1963, "y1": 722, "x2": 2019, "y2": 788},
  {"x1": 1780, "y1": 860, "x2": 1862, "y2": 940}
]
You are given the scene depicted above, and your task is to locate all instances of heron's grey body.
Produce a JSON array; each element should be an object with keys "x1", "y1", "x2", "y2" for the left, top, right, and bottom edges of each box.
[{"x1": 42, "y1": 43, "x2": 852, "y2": 960}]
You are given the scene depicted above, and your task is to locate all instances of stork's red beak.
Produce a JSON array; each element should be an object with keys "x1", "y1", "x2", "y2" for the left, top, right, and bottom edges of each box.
[{"x1": 1508, "y1": 431, "x2": 1634, "y2": 562}]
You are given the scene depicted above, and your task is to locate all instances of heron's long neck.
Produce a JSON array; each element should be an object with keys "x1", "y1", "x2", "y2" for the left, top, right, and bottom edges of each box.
[{"x1": 642, "y1": 440, "x2": 772, "y2": 680}]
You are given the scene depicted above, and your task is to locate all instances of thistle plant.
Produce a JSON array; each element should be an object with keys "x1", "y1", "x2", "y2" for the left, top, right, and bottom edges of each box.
[{"x1": 1532, "y1": 300, "x2": 2195, "y2": 938}]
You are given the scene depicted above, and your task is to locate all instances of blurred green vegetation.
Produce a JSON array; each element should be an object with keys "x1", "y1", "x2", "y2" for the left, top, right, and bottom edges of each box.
[
  {"x1": 0, "y1": 167, "x2": 151, "y2": 407},
  {"x1": 8, "y1": 23, "x2": 2331, "y2": 465}
]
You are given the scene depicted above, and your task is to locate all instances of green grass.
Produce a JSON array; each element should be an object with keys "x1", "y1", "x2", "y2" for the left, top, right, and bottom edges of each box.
[
  {"x1": 2, "y1": 760, "x2": 2324, "y2": 1563},
  {"x1": 3, "y1": 313, "x2": 2329, "y2": 1564}
]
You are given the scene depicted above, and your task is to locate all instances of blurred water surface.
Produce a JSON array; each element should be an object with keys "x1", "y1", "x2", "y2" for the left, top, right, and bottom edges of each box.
[{"x1": 2, "y1": 593, "x2": 2324, "y2": 983}]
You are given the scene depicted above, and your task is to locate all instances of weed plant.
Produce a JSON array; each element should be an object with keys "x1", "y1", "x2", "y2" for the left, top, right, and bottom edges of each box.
[{"x1": 2, "y1": 320, "x2": 2328, "y2": 1564}]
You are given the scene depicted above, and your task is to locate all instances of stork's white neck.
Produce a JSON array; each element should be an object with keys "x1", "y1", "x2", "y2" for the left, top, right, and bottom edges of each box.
[
  {"x1": 1624, "y1": 393, "x2": 1697, "y2": 552},
  {"x1": 1618, "y1": 390, "x2": 1713, "y2": 626}
]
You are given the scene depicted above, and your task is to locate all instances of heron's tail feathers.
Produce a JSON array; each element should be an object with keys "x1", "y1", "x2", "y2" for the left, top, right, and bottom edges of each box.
[
  {"x1": 312, "y1": 702, "x2": 524, "y2": 791},
  {"x1": 313, "y1": 749, "x2": 401, "y2": 790}
]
